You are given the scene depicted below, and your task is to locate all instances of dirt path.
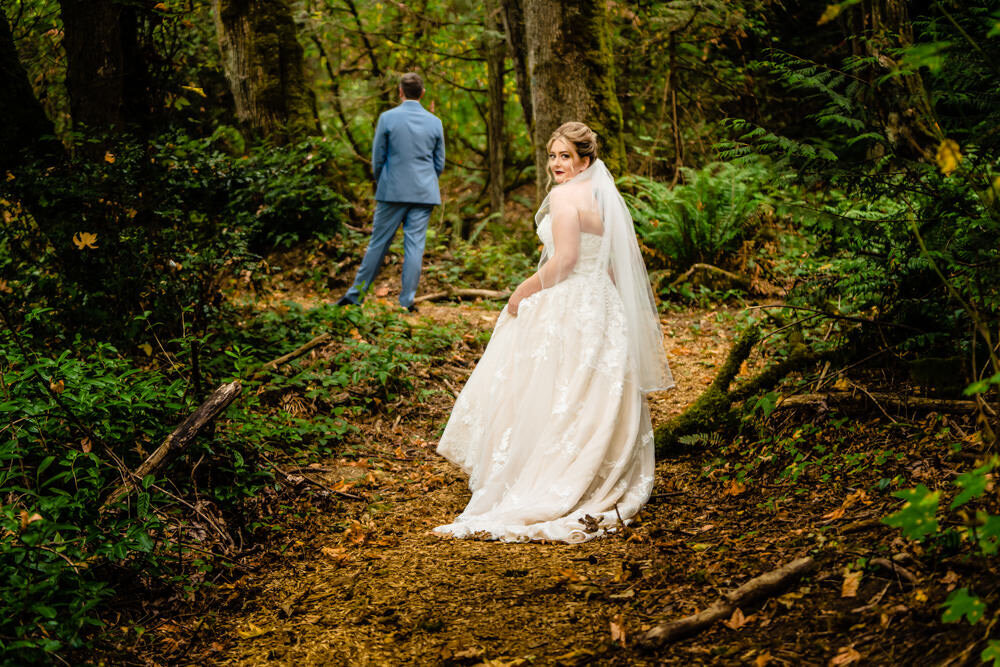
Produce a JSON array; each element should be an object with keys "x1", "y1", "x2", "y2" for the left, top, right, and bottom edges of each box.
[{"x1": 201, "y1": 302, "x2": 746, "y2": 665}]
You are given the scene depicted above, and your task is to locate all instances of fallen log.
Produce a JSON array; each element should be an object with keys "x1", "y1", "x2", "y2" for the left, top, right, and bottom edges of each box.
[
  {"x1": 640, "y1": 556, "x2": 816, "y2": 646},
  {"x1": 776, "y1": 391, "x2": 978, "y2": 414},
  {"x1": 413, "y1": 288, "x2": 511, "y2": 305},
  {"x1": 250, "y1": 332, "x2": 331, "y2": 381},
  {"x1": 101, "y1": 381, "x2": 243, "y2": 511}
]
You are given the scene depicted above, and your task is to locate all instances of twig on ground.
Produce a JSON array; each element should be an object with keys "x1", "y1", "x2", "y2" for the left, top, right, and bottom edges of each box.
[
  {"x1": 414, "y1": 288, "x2": 511, "y2": 305},
  {"x1": 640, "y1": 556, "x2": 816, "y2": 646}
]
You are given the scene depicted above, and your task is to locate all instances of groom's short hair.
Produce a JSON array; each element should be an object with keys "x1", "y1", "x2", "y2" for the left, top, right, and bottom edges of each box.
[{"x1": 400, "y1": 72, "x2": 424, "y2": 99}]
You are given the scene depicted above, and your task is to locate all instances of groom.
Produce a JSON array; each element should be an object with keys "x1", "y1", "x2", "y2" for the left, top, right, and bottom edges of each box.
[{"x1": 337, "y1": 72, "x2": 446, "y2": 312}]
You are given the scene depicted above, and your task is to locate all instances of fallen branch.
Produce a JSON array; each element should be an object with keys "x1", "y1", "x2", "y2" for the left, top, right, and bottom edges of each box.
[
  {"x1": 775, "y1": 391, "x2": 978, "y2": 415},
  {"x1": 640, "y1": 556, "x2": 816, "y2": 646},
  {"x1": 250, "y1": 333, "x2": 331, "y2": 381},
  {"x1": 413, "y1": 288, "x2": 511, "y2": 305},
  {"x1": 670, "y1": 263, "x2": 750, "y2": 290},
  {"x1": 870, "y1": 557, "x2": 918, "y2": 585},
  {"x1": 101, "y1": 381, "x2": 243, "y2": 511}
]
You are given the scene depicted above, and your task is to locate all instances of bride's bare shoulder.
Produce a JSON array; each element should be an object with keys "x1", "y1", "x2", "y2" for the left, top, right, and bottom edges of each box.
[{"x1": 549, "y1": 181, "x2": 589, "y2": 206}]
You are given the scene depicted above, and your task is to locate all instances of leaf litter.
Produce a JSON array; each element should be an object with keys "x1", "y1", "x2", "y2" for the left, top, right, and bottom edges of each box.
[{"x1": 131, "y1": 300, "x2": 998, "y2": 666}]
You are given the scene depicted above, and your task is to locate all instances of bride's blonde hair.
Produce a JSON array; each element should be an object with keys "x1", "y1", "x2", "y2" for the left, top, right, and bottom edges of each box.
[{"x1": 546, "y1": 122, "x2": 598, "y2": 189}]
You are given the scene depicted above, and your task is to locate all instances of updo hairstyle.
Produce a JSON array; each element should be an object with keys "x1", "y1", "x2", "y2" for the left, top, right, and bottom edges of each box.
[{"x1": 547, "y1": 122, "x2": 598, "y2": 166}]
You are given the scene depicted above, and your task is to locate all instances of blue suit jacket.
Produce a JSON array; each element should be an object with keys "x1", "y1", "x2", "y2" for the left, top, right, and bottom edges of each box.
[{"x1": 372, "y1": 100, "x2": 446, "y2": 205}]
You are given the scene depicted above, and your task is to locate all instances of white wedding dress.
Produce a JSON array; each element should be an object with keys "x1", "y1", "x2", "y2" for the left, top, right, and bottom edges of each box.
[{"x1": 434, "y1": 208, "x2": 660, "y2": 543}]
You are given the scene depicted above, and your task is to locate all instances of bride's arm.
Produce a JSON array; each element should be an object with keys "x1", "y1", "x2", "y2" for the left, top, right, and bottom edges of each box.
[{"x1": 508, "y1": 189, "x2": 580, "y2": 315}]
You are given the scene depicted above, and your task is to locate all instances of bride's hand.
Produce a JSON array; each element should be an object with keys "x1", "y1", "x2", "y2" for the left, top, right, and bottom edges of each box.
[
  {"x1": 507, "y1": 291, "x2": 523, "y2": 316},
  {"x1": 507, "y1": 284, "x2": 528, "y2": 316}
]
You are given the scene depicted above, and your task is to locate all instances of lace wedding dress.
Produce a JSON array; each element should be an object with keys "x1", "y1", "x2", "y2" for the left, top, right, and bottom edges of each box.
[{"x1": 434, "y1": 187, "x2": 669, "y2": 542}]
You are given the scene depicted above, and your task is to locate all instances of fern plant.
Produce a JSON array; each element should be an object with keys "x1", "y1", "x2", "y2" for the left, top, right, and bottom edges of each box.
[{"x1": 622, "y1": 161, "x2": 775, "y2": 270}]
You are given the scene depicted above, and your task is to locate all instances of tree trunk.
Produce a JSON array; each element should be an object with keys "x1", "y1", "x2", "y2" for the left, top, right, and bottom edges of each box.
[
  {"x1": 213, "y1": 0, "x2": 319, "y2": 144},
  {"x1": 0, "y1": 12, "x2": 60, "y2": 172},
  {"x1": 59, "y1": 0, "x2": 154, "y2": 137},
  {"x1": 523, "y1": 0, "x2": 626, "y2": 199},
  {"x1": 501, "y1": 0, "x2": 533, "y2": 133},
  {"x1": 485, "y1": 0, "x2": 506, "y2": 221}
]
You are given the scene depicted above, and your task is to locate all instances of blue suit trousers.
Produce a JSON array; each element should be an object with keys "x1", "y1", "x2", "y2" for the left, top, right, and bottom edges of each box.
[{"x1": 343, "y1": 202, "x2": 434, "y2": 308}]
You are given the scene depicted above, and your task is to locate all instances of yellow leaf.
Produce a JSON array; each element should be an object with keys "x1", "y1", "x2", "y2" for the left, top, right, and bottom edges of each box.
[
  {"x1": 914, "y1": 588, "x2": 928, "y2": 602},
  {"x1": 755, "y1": 652, "x2": 774, "y2": 667},
  {"x1": 935, "y1": 139, "x2": 962, "y2": 176},
  {"x1": 153, "y1": 2, "x2": 168, "y2": 10},
  {"x1": 235, "y1": 623, "x2": 271, "y2": 639},
  {"x1": 72, "y1": 231, "x2": 98, "y2": 250},
  {"x1": 139, "y1": 343, "x2": 153, "y2": 356},
  {"x1": 841, "y1": 570, "x2": 862, "y2": 597},
  {"x1": 0, "y1": 279, "x2": 11, "y2": 294},
  {"x1": 181, "y1": 84, "x2": 207, "y2": 98},
  {"x1": 104, "y1": 151, "x2": 116, "y2": 164},
  {"x1": 818, "y1": 4, "x2": 842, "y2": 25},
  {"x1": 5, "y1": 172, "x2": 13, "y2": 181}
]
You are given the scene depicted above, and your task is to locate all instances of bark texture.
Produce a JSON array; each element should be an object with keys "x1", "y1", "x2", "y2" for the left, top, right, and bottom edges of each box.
[
  {"x1": 501, "y1": 0, "x2": 533, "y2": 132},
  {"x1": 523, "y1": 0, "x2": 626, "y2": 198},
  {"x1": 213, "y1": 0, "x2": 319, "y2": 144}
]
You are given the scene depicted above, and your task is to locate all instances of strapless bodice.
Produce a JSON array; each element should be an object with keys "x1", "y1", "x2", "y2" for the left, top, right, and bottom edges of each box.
[{"x1": 537, "y1": 215, "x2": 604, "y2": 275}]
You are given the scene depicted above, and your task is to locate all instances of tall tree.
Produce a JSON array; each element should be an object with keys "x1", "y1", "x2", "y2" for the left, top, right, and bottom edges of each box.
[
  {"x1": 485, "y1": 0, "x2": 506, "y2": 220},
  {"x1": 213, "y1": 0, "x2": 319, "y2": 144},
  {"x1": 519, "y1": 0, "x2": 625, "y2": 197}
]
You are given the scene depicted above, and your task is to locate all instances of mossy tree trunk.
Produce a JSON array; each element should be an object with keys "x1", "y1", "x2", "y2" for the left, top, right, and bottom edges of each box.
[
  {"x1": 213, "y1": 0, "x2": 319, "y2": 145},
  {"x1": 522, "y1": 0, "x2": 626, "y2": 199}
]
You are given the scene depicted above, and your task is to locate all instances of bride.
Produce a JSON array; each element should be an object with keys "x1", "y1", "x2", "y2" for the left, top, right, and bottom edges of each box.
[{"x1": 434, "y1": 122, "x2": 674, "y2": 543}]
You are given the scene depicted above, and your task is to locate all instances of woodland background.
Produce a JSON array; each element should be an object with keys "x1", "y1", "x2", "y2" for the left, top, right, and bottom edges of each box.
[{"x1": 2, "y1": 0, "x2": 1000, "y2": 664}]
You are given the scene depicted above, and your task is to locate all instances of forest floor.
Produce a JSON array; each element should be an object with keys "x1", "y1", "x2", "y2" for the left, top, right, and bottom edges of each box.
[
  {"x1": 164, "y1": 287, "x2": 985, "y2": 666},
  {"x1": 130, "y1": 241, "x2": 993, "y2": 667}
]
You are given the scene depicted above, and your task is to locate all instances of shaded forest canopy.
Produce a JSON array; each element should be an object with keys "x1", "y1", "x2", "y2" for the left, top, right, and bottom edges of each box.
[{"x1": 1, "y1": 0, "x2": 1000, "y2": 664}]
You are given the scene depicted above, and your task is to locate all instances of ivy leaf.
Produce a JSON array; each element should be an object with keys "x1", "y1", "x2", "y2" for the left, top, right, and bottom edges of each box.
[
  {"x1": 883, "y1": 484, "x2": 939, "y2": 540},
  {"x1": 975, "y1": 511, "x2": 1000, "y2": 556},
  {"x1": 940, "y1": 587, "x2": 986, "y2": 624},
  {"x1": 950, "y1": 458, "x2": 997, "y2": 509}
]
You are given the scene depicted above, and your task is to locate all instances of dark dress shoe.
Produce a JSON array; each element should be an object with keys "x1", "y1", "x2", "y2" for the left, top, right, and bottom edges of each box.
[
  {"x1": 336, "y1": 296, "x2": 356, "y2": 306},
  {"x1": 405, "y1": 304, "x2": 418, "y2": 313}
]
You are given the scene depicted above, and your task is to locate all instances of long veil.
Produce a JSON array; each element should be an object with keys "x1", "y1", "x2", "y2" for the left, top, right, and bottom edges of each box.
[{"x1": 534, "y1": 159, "x2": 674, "y2": 393}]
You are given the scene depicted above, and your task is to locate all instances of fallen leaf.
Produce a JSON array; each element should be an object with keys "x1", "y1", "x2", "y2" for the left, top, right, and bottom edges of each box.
[
  {"x1": 830, "y1": 645, "x2": 862, "y2": 665},
  {"x1": 104, "y1": 151, "x2": 115, "y2": 164},
  {"x1": 139, "y1": 343, "x2": 153, "y2": 356},
  {"x1": 81, "y1": 437, "x2": 92, "y2": 453},
  {"x1": 235, "y1": 623, "x2": 271, "y2": 639},
  {"x1": 181, "y1": 84, "x2": 207, "y2": 98},
  {"x1": 609, "y1": 613, "x2": 626, "y2": 647},
  {"x1": 755, "y1": 652, "x2": 774, "y2": 667},
  {"x1": 842, "y1": 570, "x2": 862, "y2": 597},
  {"x1": 723, "y1": 607, "x2": 748, "y2": 630},
  {"x1": 823, "y1": 507, "x2": 846, "y2": 520},
  {"x1": 375, "y1": 286, "x2": 390, "y2": 297},
  {"x1": 723, "y1": 479, "x2": 747, "y2": 496}
]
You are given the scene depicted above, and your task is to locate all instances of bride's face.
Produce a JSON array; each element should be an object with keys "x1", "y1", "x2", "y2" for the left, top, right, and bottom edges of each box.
[{"x1": 548, "y1": 138, "x2": 589, "y2": 184}]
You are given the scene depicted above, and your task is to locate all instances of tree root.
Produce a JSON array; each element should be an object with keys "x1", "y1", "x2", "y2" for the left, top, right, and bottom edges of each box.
[
  {"x1": 640, "y1": 556, "x2": 816, "y2": 646},
  {"x1": 655, "y1": 325, "x2": 845, "y2": 455},
  {"x1": 775, "y1": 391, "x2": 979, "y2": 415}
]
